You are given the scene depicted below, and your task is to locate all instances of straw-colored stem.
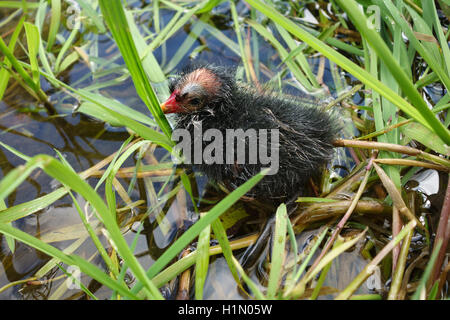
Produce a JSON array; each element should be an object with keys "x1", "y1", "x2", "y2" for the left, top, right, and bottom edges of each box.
[
  {"x1": 374, "y1": 158, "x2": 449, "y2": 172},
  {"x1": 334, "y1": 139, "x2": 450, "y2": 167},
  {"x1": 336, "y1": 220, "x2": 416, "y2": 300},
  {"x1": 293, "y1": 199, "x2": 391, "y2": 226},
  {"x1": 388, "y1": 228, "x2": 413, "y2": 300}
]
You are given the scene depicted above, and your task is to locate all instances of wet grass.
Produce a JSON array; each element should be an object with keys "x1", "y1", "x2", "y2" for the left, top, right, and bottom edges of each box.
[{"x1": 0, "y1": 0, "x2": 449, "y2": 300}]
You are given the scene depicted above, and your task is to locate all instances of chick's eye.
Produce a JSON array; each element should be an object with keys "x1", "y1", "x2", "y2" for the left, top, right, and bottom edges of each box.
[{"x1": 190, "y1": 98, "x2": 201, "y2": 105}]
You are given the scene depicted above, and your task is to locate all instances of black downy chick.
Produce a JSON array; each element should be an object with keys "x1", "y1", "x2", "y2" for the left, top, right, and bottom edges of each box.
[{"x1": 161, "y1": 64, "x2": 338, "y2": 270}]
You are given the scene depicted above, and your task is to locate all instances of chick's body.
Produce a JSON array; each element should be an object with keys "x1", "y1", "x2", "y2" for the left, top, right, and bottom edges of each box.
[{"x1": 163, "y1": 65, "x2": 337, "y2": 203}]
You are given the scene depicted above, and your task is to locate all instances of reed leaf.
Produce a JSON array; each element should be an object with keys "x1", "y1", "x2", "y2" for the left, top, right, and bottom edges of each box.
[
  {"x1": 246, "y1": 0, "x2": 450, "y2": 144},
  {"x1": 98, "y1": 0, "x2": 172, "y2": 139}
]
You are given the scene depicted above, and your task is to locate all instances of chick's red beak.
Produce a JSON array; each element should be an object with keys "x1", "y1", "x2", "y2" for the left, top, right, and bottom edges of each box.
[{"x1": 161, "y1": 91, "x2": 182, "y2": 114}]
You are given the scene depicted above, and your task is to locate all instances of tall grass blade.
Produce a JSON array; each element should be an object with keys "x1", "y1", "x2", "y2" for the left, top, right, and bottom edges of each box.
[
  {"x1": 46, "y1": 0, "x2": 60, "y2": 51},
  {"x1": 98, "y1": 0, "x2": 172, "y2": 139},
  {"x1": 131, "y1": 168, "x2": 269, "y2": 295},
  {"x1": 267, "y1": 203, "x2": 287, "y2": 299},
  {"x1": 246, "y1": 0, "x2": 450, "y2": 144},
  {"x1": 195, "y1": 212, "x2": 211, "y2": 300},
  {"x1": 334, "y1": 0, "x2": 450, "y2": 144}
]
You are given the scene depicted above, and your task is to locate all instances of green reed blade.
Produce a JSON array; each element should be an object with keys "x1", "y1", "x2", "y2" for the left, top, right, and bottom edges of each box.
[
  {"x1": 195, "y1": 212, "x2": 211, "y2": 300},
  {"x1": 99, "y1": 0, "x2": 172, "y2": 139},
  {"x1": 46, "y1": 0, "x2": 60, "y2": 51},
  {"x1": 246, "y1": 0, "x2": 450, "y2": 144},
  {"x1": 131, "y1": 168, "x2": 269, "y2": 295},
  {"x1": 267, "y1": 203, "x2": 288, "y2": 299},
  {"x1": 0, "y1": 222, "x2": 138, "y2": 299},
  {"x1": 334, "y1": 0, "x2": 450, "y2": 145}
]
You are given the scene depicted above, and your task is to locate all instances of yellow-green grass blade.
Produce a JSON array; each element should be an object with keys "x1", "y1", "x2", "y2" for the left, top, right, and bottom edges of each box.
[
  {"x1": 422, "y1": 0, "x2": 450, "y2": 75},
  {"x1": 99, "y1": 0, "x2": 172, "y2": 139},
  {"x1": 77, "y1": 102, "x2": 172, "y2": 151},
  {"x1": 267, "y1": 203, "x2": 288, "y2": 299},
  {"x1": 124, "y1": 9, "x2": 169, "y2": 99},
  {"x1": 150, "y1": 233, "x2": 258, "y2": 288},
  {"x1": 69, "y1": 191, "x2": 118, "y2": 278},
  {"x1": 77, "y1": 0, "x2": 106, "y2": 33},
  {"x1": 0, "y1": 29, "x2": 40, "y2": 94},
  {"x1": 45, "y1": 154, "x2": 163, "y2": 299},
  {"x1": 17, "y1": 66, "x2": 171, "y2": 149},
  {"x1": 34, "y1": 0, "x2": 54, "y2": 79},
  {"x1": 164, "y1": 17, "x2": 208, "y2": 74},
  {"x1": 200, "y1": 19, "x2": 240, "y2": 56},
  {"x1": 247, "y1": 19, "x2": 315, "y2": 92},
  {"x1": 0, "y1": 154, "x2": 163, "y2": 299},
  {"x1": 197, "y1": 0, "x2": 224, "y2": 13},
  {"x1": 78, "y1": 89, "x2": 157, "y2": 127},
  {"x1": 0, "y1": 1, "x2": 39, "y2": 9},
  {"x1": 399, "y1": 117, "x2": 450, "y2": 156},
  {"x1": 142, "y1": 1, "x2": 207, "y2": 57},
  {"x1": 131, "y1": 168, "x2": 270, "y2": 295},
  {"x1": 334, "y1": 0, "x2": 450, "y2": 145},
  {"x1": 53, "y1": 12, "x2": 80, "y2": 74},
  {"x1": 58, "y1": 50, "x2": 79, "y2": 73},
  {"x1": 210, "y1": 218, "x2": 241, "y2": 284},
  {"x1": 0, "y1": 221, "x2": 138, "y2": 299},
  {"x1": 283, "y1": 227, "x2": 328, "y2": 298},
  {"x1": 0, "y1": 15, "x2": 24, "y2": 100},
  {"x1": 246, "y1": 0, "x2": 450, "y2": 144},
  {"x1": 195, "y1": 212, "x2": 211, "y2": 300},
  {"x1": 299, "y1": 24, "x2": 364, "y2": 56},
  {"x1": 46, "y1": 0, "x2": 60, "y2": 51},
  {"x1": 291, "y1": 230, "x2": 367, "y2": 299},
  {"x1": 275, "y1": 24, "x2": 320, "y2": 89},
  {"x1": 0, "y1": 156, "x2": 43, "y2": 201},
  {"x1": 232, "y1": 256, "x2": 266, "y2": 300},
  {"x1": 0, "y1": 199, "x2": 15, "y2": 253},
  {"x1": 0, "y1": 187, "x2": 67, "y2": 223},
  {"x1": 94, "y1": 135, "x2": 135, "y2": 192},
  {"x1": 230, "y1": 0, "x2": 251, "y2": 82},
  {"x1": 24, "y1": 22, "x2": 40, "y2": 86},
  {"x1": 411, "y1": 240, "x2": 442, "y2": 300},
  {"x1": 379, "y1": 0, "x2": 450, "y2": 91},
  {"x1": 336, "y1": 221, "x2": 416, "y2": 300}
]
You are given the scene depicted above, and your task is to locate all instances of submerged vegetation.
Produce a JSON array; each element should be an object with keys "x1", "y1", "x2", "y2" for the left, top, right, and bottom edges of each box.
[{"x1": 0, "y1": 0, "x2": 449, "y2": 300}]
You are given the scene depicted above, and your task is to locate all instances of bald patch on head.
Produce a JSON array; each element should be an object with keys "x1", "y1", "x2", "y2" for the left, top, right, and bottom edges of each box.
[{"x1": 180, "y1": 68, "x2": 220, "y2": 95}]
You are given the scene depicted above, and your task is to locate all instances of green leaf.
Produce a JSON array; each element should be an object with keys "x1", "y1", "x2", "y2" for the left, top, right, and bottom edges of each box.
[
  {"x1": 0, "y1": 15, "x2": 24, "y2": 100},
  {"x1": 267, "y1": 203, "x2": 288, "y2": 299},
  {"x1": 0, "y1": 222, "x2": 138, "y2": 299},
  {"x1": 0, "y1": 1, "x2": 40, "y2": 9},
  {"x1": 131, "y1": 168, "x2": 270, "y2": 295},
  {"x1": 24, "y1": 21, "x2": 40, "y2": 86},
  {"x1": 399, "y1": 117, "x2": 450, "y2": 156},
  {"x1": 411, "y1": 240, "x2": 442, "y2": 300},
  {"x1": 246, "y1": 0, "x2": 450, "y2": 145},
  {"x1": 334, "y1": 0, "x2": 450, "y2": 144},
  {"x1": 2, "y1": 154, "x2": 163, "y2": 299},
  {"x1": 76, "y1": 101, "x2": 172, "y2": 151},
  {"x1": 195, "y1": 212, "x2": 211, "y2": 300},
  {"x1": 210, "y1": 218, "x2": 240, "y2": 284},
  {"x1": 46, "y1": 0, "x2": 61, "y2": 51},
  {"x1": 98, "y1": 0, "x2": 172, "y2": 139},
  {"x1": 197, "y1": 0, "x2": 224, "y2": 13}
]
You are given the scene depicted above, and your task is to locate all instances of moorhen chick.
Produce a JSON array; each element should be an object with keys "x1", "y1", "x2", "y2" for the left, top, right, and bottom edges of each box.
[{"x1": 161, "y1": 64, "x2": 338, "y2": 271}]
